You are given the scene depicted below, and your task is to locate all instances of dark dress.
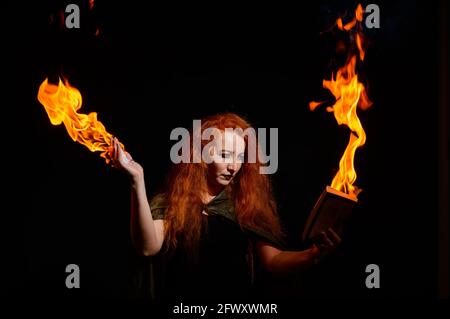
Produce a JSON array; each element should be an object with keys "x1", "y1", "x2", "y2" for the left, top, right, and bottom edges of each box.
[{"x1": 147, "y1": 189, "x2": 285, "y2": 301}]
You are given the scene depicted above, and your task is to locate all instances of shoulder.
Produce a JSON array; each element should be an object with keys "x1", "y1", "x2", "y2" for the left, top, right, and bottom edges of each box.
[{"x1": 150, "y1": 193, "x2": 168, "y2": 208}]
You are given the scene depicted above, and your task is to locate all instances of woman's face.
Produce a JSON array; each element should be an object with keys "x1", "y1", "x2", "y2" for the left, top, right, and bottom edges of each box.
[{"x1": 207, "y1": 130, "x2": 246, "y2": 188}]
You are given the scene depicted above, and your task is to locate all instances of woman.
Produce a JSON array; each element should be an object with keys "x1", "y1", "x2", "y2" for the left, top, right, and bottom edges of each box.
[{"x1": 110, "y1": 113, "x2": 341, "y2": 300}]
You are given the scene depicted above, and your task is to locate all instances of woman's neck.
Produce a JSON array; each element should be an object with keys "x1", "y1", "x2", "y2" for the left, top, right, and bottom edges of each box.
[{"x1": 205, "y1": 183, "x2": 224, "y2": 203}]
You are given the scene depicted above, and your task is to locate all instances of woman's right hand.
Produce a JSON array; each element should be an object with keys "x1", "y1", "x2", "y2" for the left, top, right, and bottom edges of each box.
[{"x1": 109, "y1": 137, "x2": 144, "y2": 183}]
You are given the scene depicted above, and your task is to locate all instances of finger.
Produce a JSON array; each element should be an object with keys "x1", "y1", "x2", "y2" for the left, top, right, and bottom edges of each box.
[
  {"x1": 123, "y1": 151, "x2": 132, "y2": 164},
  {"x1": 115, "y1": 138, "x2": 130, "y2": 166},
  {"x1": 313, "y1": 232, "x2": 324, "y2": 247},
  {"x1": 319, "y1": 231, "x2": 327, "y2": 244},
  {"x1": 108, "y1": 136, "x2": 114, "y2": 158},
  {"x1": 111, "y1": 139, "x2": 120, "y2": 167},
  {"x1": 116, "y1": 139, "x2": 124, "y2": 159},
  {"x1": 118, "y1": 145, "x2": 130, "y2": 165},
  {"x1": 327, "y1": 228, "x2": 342, "y2": 244},
  {"x1": 315, "y1": 232, "x2": 327, "y2": 250},
  {"x1": 321, "y1": 231, "x2": 334, "y2": 248},
  {"x1": 114, "y1": 138, "x2": 119, "y2": 160},
  {"x1": 124, "y1": 151, "x2": 132, "y2": 161},
  {"x1": 110, "y1": 138, "x2": 119, "y2": 167}
]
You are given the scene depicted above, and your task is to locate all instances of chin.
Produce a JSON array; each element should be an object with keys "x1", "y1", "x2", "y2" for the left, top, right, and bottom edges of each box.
[{"x1": 216, "y1": 178, "x2": 231, "y2": 186}]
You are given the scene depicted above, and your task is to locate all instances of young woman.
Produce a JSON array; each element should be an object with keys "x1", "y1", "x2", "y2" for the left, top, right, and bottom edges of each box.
[{"x1": 110, "y1": 113, "x2": 341, "y2": 300}]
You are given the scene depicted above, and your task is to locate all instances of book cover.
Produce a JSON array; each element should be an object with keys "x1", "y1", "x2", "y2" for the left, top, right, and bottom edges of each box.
[{"x1": 302, "y1": 186, "x2": 358, "y2": 243}]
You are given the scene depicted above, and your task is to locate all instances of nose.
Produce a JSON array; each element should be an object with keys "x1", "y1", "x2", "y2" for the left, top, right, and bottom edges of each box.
[{"x1": 227, "y1": 162, "x2": 238, "y2": 174}]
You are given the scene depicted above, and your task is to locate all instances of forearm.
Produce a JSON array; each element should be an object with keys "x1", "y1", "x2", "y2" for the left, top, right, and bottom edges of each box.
[
  {"x1": 268, "y1": 248, "x2": 320, "y2": 275},
  {"x1": 130, "y1": 177, "x2": 160, "y2": 256}
]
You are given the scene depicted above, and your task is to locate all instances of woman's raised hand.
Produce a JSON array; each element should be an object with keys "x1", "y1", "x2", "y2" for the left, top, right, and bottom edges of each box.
[{"x1": 109, "y1": 137, "x2": 144, "y2": 182}]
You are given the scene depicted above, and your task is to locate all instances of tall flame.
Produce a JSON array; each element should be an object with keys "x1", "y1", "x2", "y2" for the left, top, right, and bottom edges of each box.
[
  {"x1": 37, "y1": 77, "x2": 122, "y2": 163},
  {"x1": 310, "y1": 4, "x2": 371, "y2": 198}
]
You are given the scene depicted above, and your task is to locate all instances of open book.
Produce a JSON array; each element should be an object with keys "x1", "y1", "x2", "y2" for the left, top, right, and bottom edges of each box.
[{"x1": 302, "y1": 186, "x2": 358, "y2": 243}]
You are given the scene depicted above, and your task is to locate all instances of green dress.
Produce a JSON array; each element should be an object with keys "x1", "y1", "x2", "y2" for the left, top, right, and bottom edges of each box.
[{"x1": 147, "y1": 189, "x2": 286, "y2": 301}]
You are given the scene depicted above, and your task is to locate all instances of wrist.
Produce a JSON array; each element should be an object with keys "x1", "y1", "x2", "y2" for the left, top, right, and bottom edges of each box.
[
  {"x1": 309, "y1": 245, "x2": 322, "y2": 265},
  {"x1": 130, "y1": 173, "x2": 145, "y2": 188}
]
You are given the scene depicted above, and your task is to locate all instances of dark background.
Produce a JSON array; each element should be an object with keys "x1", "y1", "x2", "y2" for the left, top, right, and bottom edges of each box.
[{"x1": 3, "y1": 0, "x2": 447, "y2": 302}]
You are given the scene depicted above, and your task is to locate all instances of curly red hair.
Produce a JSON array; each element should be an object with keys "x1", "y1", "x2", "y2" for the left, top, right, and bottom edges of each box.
[{"x1": 162, "y1": 113, "x2": 284, "y2": 256}]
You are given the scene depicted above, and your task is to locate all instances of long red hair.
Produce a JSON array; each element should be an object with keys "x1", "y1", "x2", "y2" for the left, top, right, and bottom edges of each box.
[{"x1": 162, "y1": 113, "x2": 284, "y2": 256}]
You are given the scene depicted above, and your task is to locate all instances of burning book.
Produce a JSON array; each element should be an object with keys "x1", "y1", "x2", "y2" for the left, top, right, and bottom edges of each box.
[
  {"x1": 304, "y1": 4, "x2": 371, "y2": 244},
  {"x1": 302, "y1": 186, "x2": 357, "y2": 243}
]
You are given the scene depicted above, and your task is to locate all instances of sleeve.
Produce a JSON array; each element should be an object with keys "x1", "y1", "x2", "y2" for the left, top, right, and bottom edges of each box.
[
  {"x1": 149, "y1": 193, "x2": 168, "y2": 220},
  {"x1": 245, "y1": 226, "x2": 287, "y2": 250}
]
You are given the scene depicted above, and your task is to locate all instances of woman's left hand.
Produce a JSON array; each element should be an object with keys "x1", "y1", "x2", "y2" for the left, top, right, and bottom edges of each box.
[{"x1": 311, "y1": 227, "x2": 342, "y2": 259}]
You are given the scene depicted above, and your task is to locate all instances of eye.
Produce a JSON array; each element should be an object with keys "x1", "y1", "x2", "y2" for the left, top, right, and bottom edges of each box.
[
  {"x1": 237, "y1": 154, "x2": 245, "y2": 162},
  {"x1": 221, "y1": 152, "x2": 231, "y2": 159}
]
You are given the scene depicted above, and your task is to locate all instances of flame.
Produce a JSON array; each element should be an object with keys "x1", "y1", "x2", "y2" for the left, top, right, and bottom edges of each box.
[
  {"x1": 309, "y1": 101, "x2": 324, "y2": 111},
  {"x1": 336, "y1": 4, "x2": 364, "y2": 31},
  {"x1": 89, "y1": 0, "x2": 95, "y2": 10},
  {"x1": 310, "y1": 4, "x2": 371, "y2": 198},
  {"x1": 37, "y1": 78, "x2": 122, "y2": 163}
]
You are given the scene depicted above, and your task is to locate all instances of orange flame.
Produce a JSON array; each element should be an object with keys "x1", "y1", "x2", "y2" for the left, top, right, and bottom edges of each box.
[
  {"x1": 37, "y1": 78, "x2": 122, "y2": 163},
  {"x1": 336, "y1": 4, "x2": 364, "y2": 31},
  {"x1": 310, "y1": 4, "x2": 371, "y2": 198}
]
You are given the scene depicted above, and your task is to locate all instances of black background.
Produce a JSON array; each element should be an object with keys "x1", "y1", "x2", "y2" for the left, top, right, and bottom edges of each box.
[{"x1": 3, "y1": 0, "x2": 446, "y2": 303}]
